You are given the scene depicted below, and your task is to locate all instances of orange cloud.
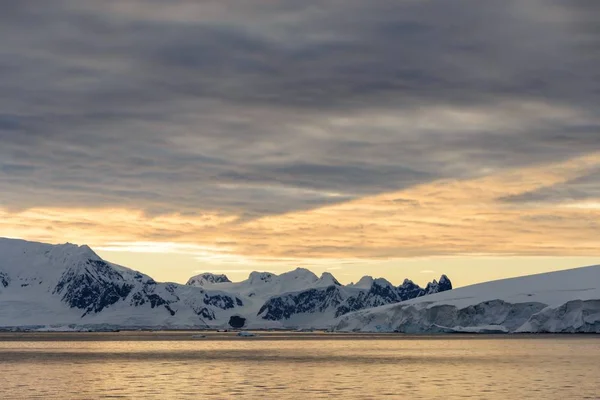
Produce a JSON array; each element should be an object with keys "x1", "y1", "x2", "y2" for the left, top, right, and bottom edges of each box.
[{"x1": 1, "y1": 153, "x2": 599, "y2": 263}]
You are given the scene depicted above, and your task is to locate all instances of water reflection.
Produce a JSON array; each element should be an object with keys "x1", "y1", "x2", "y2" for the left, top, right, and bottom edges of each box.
[{"x1": 0, "y1": 333, "x2": 599, "y2": 399}]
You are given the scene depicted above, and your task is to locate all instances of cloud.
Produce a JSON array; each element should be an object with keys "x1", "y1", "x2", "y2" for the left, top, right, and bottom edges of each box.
[
  {"x1": 501, "y1": 167, "x2": 600, "y2": 205},
  {"x1": 0, "y1": 0, "x2": 599, "y2": 219},
  {"x1": 2, "y1": 153, "x2": 600, "y2": 260}
]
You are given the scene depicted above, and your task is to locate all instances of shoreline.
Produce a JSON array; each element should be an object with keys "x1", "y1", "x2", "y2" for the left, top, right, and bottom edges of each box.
[{"x1": 1, "y1": 330, "x2": 599, "y2": 342}]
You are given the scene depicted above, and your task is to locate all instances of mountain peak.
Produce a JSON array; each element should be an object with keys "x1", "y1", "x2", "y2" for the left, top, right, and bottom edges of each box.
[
  {"x1": 351, "y1": 275, "x2": 374, "y2": 289},
  {"x1": 279, "y1": 268, "x2": 319, "y2": 282},
  {"x1": 423, "y1": 275, "x2": 453, "y2": 295},
  {"x1": 248, "y1": 271, "x2": 277, "y2": 284},
  {"x1": 315, "y1": 272, "x2": 341, "y2": 287},
  {"x1": 438, "y1": 274, "x2": 452, "y2": 291},
  {"x1": 291, "y1": 267, "x2": 317, "y2": 276},
  {"x1": 372, "y1": 277, "x2": 394, "y2": 288},
  {"x1": 186, "y1": 273, "x2": 232, "y2": 287}
]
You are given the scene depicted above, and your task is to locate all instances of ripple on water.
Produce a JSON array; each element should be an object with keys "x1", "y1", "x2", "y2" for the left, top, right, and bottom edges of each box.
[{"x1": 0, "y1": 334, "x2": 600, "y2": 399}]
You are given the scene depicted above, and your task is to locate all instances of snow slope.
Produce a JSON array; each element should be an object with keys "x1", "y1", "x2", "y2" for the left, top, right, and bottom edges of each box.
[
  {"x1": 335, "y1": 265, "x2": 600, "y2": 333},
  {"x1": 186, "y1": 273, "x2": 231, "y2": 286}
]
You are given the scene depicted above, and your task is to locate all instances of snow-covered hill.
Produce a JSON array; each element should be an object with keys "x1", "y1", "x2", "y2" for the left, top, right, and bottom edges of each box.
[
  {"x1": 335, "y1": 265, "x2": 600, "y2": 333},
  {"x1": 0, "y1": 238, "x2": 451, "y2": 330}
]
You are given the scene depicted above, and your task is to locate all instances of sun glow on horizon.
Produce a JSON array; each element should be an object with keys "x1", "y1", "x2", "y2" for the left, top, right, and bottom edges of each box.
[{"x1": 1, "y1": 153, "x2": 599, "y2": 287}]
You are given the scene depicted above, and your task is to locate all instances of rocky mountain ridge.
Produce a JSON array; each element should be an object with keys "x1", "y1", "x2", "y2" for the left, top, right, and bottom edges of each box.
[{"x1": 0, "y1": 238, "x2": 452, "y2": 330}]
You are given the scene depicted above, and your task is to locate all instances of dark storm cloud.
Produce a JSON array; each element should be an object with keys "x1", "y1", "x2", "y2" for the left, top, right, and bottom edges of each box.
[{"x1": 0, "y1": 0, "x2": 599, "y2": 216}]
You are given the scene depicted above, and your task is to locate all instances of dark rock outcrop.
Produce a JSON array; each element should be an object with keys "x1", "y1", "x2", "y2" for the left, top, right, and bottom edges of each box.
[
  {"x1": 259, "y1": 275, "x2": 453, "y2": 322},
  {"x1": 0, "y1": 272, "x2": 9, "y2": 288},
  {"x1": 53, "y1": 259, "x2": 136, "y2": 316},
  {"x1": 258, "y1": 286, "x2": 345, "y2": 320},
  {"x1": 229, "y1": 315, "x2": 246, "y2": 328}
]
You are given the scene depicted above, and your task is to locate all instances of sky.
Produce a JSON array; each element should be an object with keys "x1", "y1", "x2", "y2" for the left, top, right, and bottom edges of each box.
[{"x1": 1, "y1": 0, "x2": 599, "y2": 287}]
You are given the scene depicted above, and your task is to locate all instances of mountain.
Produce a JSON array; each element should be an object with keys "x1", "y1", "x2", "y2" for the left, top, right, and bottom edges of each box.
[
  {"x1": 0, "y1": 238, "x2": 451, "y2": 330},
  {"x1": 0, "y1": 238, "x2": 246, "y2": 330},
  {"x1": 188, "y1": 269, "x2": 451, "y2": 328},
  {"x1": 188, "y1": 268, "x2": 321, "y2": 301},
  {"x1": 255, "y1": 275, "x2": 452, "y2": 327},
  {"x1": 335, "y1": 265, "x2": 600, "y2": 333}
]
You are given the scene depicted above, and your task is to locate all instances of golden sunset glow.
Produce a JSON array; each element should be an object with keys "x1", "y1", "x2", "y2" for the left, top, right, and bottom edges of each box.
[{"x1": 3, "y1": 153, "x2": 599, "y2": 286}]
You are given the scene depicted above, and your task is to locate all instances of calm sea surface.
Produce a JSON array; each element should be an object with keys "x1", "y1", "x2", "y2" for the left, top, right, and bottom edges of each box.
[{"x1": 0, "y1": 332, "x2": 599, "y2": 399}]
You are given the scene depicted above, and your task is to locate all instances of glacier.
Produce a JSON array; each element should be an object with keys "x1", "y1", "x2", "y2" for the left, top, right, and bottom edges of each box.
[{"x1": 335, "y1": 265, "x2": 600, "y2": 333}]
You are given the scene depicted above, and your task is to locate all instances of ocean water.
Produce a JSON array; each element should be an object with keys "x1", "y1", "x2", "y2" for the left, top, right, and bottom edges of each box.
[{"x1": 0, "y1": 332, "x2": 599, "y2": 399}]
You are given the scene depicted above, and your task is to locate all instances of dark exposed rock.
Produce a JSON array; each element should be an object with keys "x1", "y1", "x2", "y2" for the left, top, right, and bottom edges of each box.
[
  {"x1": 164, "y1": 304, "x2": 176, "y2": 316},
  {"x1": 229, "y1": 315, "x2": 246, "y2": 328},
  {"x1": 204, "y1": 294, "x2": 239, "y2": 310},
  {"x1": 438, "y1": 275, "x2": 453, "y2": 292},
  {"x1": 259, "y1": 275, "x2": 453, "y2": 322},
  {"x1": 197, "y1": 307, "x2": 216, "y2": 320},
  {"x1": 1, "y1": 272, "x2": 10, "y2": 288},
  {"x1": 53, "y1": 259, "x2": 134, "y2": 316},
  {"x1": 146, "y1": 293, "x2": 170, "y2": 308},
  {"x1": 247, "y1": 271, "x2": 277, "y2": 285},
  {"x1": 50, "y1": 256, "x2": 245, "y2": 321},
  {"x1": 258, "y1": 286, "x2": 345, "y2": 320},
  {"x1": 397, "y1": 279, "x2": 426, "y2": 300},
  {"x1": 424, "y1": 275, "x2": 453, "y2": 295}
]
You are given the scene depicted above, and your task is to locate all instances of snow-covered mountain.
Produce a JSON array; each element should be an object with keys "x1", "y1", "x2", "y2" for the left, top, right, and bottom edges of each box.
[
  {"x1": 255, "y1": 275, "x2": 451, "y2": 327},
  {"x1": 335, "y1": 265, "x2": 600, "y2": 333},
  {"x1": 0, "y1": 238, "x2": 246, "y2": 329},
  {"x1": 187, "y1": 268, "x2": 322, "y2": 300},
  {"x1": 188, "y1": 268, "x2": 451, "y2": 328},
  {"x1": 0, "y1": 238, "x2": 451, "y2": 330}
]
